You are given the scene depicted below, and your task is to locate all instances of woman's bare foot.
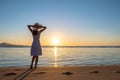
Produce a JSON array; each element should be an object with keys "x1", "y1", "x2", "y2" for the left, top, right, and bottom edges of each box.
[
  {"x1": 29, "y1": 65, "x2": 33, "y2": 69},
  {"x1": 34, "y1": 66, "x2": 37, "y2": 69}
]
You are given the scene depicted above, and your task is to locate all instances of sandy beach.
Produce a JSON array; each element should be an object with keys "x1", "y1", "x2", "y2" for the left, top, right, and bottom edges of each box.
[{"x1": 0, "y1": 66, "x2": 120, "y2": 80}]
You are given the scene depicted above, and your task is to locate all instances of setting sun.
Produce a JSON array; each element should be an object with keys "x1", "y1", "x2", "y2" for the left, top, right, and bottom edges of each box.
[{"x1": 52, "y1": 38, "x2": 59, "y2": 46}]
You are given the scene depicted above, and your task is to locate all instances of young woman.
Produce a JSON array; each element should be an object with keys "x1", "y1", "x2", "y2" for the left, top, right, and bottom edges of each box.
[{"x1": 28, "y1": 23, "x2": 47, "y2": 69}]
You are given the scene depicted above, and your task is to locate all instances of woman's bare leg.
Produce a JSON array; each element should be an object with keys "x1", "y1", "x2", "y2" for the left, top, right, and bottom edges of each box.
[
  {"x1": 30, "y1": 56, "x2": 35, "y2": 69},
  {"x1": 35, "y1": 56, "x2": 38, "y2": 69}
]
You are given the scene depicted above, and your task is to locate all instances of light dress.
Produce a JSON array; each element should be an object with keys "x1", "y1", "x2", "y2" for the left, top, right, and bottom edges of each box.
[{"x1": 31, "y1": 31, "x2": 42, "y2": 56}]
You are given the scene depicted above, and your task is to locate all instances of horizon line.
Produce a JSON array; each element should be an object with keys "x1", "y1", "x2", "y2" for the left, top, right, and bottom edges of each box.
[{"x1": 0, "y1": 42, "x2": 120, "y2": 47}]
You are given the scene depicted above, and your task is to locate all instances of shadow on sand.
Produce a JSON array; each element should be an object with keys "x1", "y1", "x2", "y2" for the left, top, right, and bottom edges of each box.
[{"x1": 13, "y1": 69, "x2": 34, "y2": 80}]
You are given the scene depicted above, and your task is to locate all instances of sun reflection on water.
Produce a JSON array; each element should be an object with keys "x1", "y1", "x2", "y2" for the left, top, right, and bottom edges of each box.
[{"x1": 54, "y1": 47, "x2": 58, "y2": 67}]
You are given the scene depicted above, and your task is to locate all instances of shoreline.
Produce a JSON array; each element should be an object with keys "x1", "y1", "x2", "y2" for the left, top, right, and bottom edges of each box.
[
  {"x1": 0, "y1": 65, "x2": 120, "y2": 80},
  {"x1": 1, "y1": 64, "x2": 120, "y2": 68}
]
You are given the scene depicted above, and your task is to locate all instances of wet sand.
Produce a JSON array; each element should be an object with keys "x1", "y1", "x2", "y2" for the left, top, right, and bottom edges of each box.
[{"x1": 0, "y1": 66, "x2": 120, "y2": 80}]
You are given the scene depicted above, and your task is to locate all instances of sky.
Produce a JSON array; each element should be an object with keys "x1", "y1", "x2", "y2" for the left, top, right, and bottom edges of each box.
[{"x1": 0, "y1": 0, "x2": 120, "y2": 46}]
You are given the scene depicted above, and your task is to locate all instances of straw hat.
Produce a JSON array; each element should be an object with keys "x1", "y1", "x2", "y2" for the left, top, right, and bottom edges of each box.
[{"x1": 33, "y1": 23, "x2": 42, "y2": 29}]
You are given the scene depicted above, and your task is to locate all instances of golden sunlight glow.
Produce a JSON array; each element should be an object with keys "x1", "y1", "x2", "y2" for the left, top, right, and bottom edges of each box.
[
  {"x1": 52, "y1": 38, "x2": 59, "y2": 46},
  {"x1": 54, "y1": 47, "x2": 58, "y2": 67}
]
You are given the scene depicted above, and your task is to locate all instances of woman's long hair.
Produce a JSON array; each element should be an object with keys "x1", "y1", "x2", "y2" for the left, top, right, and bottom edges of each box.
[{"x1": 32, "y1": 30, "x2": 38, "y2": 35}]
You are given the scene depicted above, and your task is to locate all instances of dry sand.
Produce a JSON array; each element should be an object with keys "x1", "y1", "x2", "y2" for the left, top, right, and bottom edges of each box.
[{"x1": 0, "y1": 66, "x2": 120, "y2": 80}]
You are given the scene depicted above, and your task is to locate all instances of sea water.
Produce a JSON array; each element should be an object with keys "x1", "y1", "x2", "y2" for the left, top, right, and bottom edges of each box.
[{"x1": 0, "y1": 47, "x2": 120, "y2": 67}]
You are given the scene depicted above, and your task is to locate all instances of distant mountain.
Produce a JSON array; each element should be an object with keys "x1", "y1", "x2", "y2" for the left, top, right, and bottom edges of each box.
[{"x1": 0, "y1": 42, "x2": 29, "y2": 47}]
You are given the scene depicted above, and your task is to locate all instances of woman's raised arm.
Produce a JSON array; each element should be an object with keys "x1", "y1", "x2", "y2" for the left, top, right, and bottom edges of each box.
[
  {"x1": 27, "y1": 25, "x2": 33, "y2": 32},
  {"x1": 39, "y1": 26, "x2": 47, "y2": 33}
]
